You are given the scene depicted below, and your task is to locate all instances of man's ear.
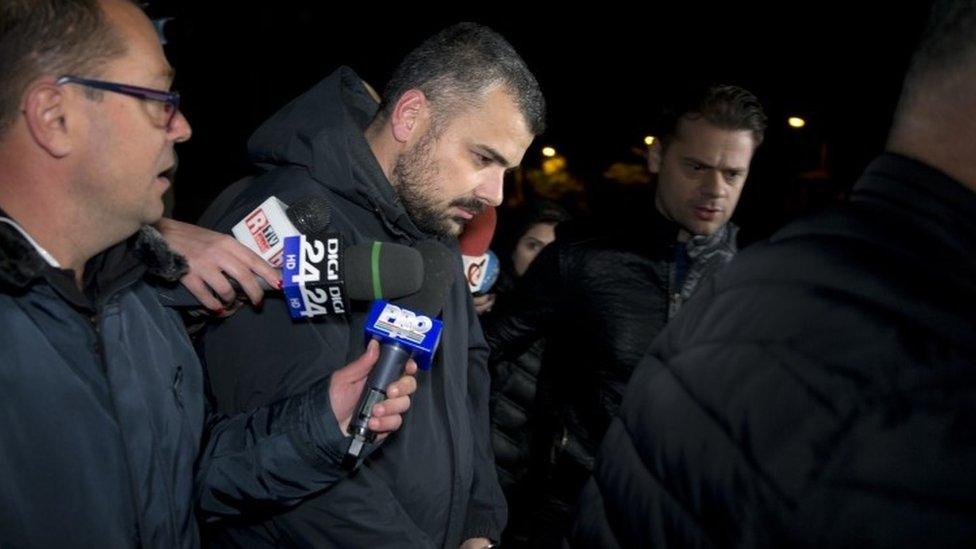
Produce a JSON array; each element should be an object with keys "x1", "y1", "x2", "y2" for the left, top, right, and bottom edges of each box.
[
  {"x1": 647, "y1": 140, "x2": 663, "y2": 174},
  {"x1": 22, "y1": 82, "x2": 74, "y2": 158},
  {"x1": 390, "y1": 89, "x2": 429, "y2": 144}
]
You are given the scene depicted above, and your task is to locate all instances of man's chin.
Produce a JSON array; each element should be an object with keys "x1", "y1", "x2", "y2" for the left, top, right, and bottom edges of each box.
[
  {"x1": 445, "y1": 217, "x2": 466, "y2": 237},
  {"x1": 686, "y1": 221, "x2": 722, "y2": 238},
  {"x1": 143, "y1": 198, "x2": 166, "y2": 227}
]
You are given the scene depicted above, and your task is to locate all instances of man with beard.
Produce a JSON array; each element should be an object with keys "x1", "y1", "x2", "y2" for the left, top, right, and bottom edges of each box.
[{"x1": 162, "y1": 23, "x2": 545, "y2": 547}]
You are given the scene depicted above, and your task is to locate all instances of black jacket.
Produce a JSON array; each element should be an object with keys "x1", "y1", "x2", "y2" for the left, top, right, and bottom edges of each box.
[
  {"x1": 482, "y1": 269, "x2": 547, "y2": 545},
  {"x1": 484, "y1": 209, "x2": 736, "y2": 546},
  {"x1": 573, "y1": 153, "x2": 976, "y2": 547},
  {"x1": 0, "y1": 216, "x2": 344, "y2": 547},
  {"x1": 197, "y1": 67, "x2": 505, "y2": 547},
  {"x1": 487, "y1": 335, "x2": 545, "y2": 495},
  {"x1": 486, "y1": 208, "x2": 737, "y2": 470},
  {"x1": 0, "y1": 220, "x2": 205, "y2": 548}
]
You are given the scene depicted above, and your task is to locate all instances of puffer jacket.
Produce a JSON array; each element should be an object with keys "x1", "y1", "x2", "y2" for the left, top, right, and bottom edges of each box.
[
  {"x1": 0, "y1": 217, "x2": 204, "y2": 548},
  {"x1": 484, "y1": 208, "x2": 737, "y2": 545}
]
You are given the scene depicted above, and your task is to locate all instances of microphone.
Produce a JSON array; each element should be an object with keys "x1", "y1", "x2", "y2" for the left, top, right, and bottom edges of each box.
[
  {"x1": 231, "y1": 195, "x2": 331, "y2": 268},
  {"x1": 281, "y1": 235, "x2": 424, "y2": 319},
  {"x1": 160, "y1": 194, "x2": 422, "y2": 316},
  {"x1": 169, "y1": 194, "x2": 331, "y2": 299},
  {"x1": 459, "y1": 208, "x2": 499, "y2": 294},
  {"x1": 161, "y1": 237, "x2": 424, "y2": 318},
  {"x1": 463, "y1": 249, "x2": 500, "y2": 294},
  {"x1": 159, "y1": 195, "x2": 332, "y2": 308},
  {"x1": 459, "y1": 207, "x2": 495, "y2": 256},
  {"x1": 344, "y1": 239, "x2": 456, "y2": 464}
]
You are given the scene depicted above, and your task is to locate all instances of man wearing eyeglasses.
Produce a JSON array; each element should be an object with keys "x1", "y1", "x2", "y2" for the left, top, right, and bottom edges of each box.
[{"x1": 0, "y1": 1, "x2": 417, "y2": 547}]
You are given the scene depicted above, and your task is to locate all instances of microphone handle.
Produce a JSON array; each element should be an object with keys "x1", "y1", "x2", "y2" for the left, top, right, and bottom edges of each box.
[{"x1": 344, "y1": 341, "x2": 410, "y2": 464}]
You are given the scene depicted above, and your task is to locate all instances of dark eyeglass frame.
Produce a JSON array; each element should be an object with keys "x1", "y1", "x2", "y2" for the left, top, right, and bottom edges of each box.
[{"x1": 56, "y1": 74, "x2": 181, "y2": 130}]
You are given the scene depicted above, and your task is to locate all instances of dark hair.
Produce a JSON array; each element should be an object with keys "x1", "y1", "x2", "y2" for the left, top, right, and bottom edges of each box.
[
  {"x1": 494, "y1": 200, "x2": 571, "y2": 275},
  {"x1": 0, "y1": 0, "x2": 129, "y2": 133},
  {"x1": 897, "y1": 0, "x2": 976, "y2": 107},
  {"x1": 377, "y1": 22, "x2": 546, "y2": 135},
  {"x1": 654, "y1": 84, "x2": 767, "y2": 148}
]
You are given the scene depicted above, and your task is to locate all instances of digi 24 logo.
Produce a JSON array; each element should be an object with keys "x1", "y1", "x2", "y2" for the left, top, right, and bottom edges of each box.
[
  {"x1": 288, "y1": 236, "x2": 340, "y2": 285},
  {"x1": 284, "y1": 235, "x2": 345, "y2": 317}
]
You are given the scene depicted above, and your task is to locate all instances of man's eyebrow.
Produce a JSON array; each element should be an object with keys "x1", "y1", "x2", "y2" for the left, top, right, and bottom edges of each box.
[{"x1": 475, "y1": 145, "x2": 514, "y2": 168}]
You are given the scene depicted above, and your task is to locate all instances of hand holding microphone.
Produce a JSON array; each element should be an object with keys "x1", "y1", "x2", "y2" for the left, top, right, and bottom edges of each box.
[
  {"x1": 156, "y1": 217, "x2": 281, "y2": 313},
  {"x1": 328, "y1": 339, "x2": 418, "y2": 440},
  {"x1": 344, "y1": 239, "x2": 456, "y2": 466},
  {"x1": 157, "y1": 195, "x2": 331, "y2": 312},
  {"x1": 159, "y1": 195, "x2": 428, "y2": 320}
]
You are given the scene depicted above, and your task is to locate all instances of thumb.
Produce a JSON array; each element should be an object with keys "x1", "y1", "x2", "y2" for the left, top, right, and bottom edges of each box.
[{"x1": 334, "y1": 339, "x2": 380, "y2": 384}]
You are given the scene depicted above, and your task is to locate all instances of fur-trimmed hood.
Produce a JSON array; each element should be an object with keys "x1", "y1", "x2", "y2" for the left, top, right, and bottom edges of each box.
[{"x1": 0, "y1": 221, "x2": 187, "y2": 291}]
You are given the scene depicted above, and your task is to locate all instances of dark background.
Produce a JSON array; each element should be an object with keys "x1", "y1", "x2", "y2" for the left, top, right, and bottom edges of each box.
[{"x1": 148, "y1": 1, "x2": 933, "y2": 244}]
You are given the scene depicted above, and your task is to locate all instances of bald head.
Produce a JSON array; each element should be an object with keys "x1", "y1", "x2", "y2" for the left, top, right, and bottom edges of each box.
[{"x1": 888, "y1": 0, "x2": 976, "y2": 191}]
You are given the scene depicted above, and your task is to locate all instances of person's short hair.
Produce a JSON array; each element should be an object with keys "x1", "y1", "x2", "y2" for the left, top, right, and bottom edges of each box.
[
  {"x1": 0, "y1": 0, "x2": 130, "y2": 133},
  {"x1": 377, "y1": 22, "x2": 545, "y2": 136},
  {"x1": 654, "y1": 84, "x2": 767, "y2": 148}
]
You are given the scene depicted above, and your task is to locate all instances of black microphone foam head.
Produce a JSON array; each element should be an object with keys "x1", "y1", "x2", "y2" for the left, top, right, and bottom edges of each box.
[
  {"x1": 344, "y1": 242, "x2": 424, "y2": 301},
  {"x1": 395, "y1": 239, "x2": 455, "y2": 316},
  {"x1": 287, "y1": 196, "x2": 331, "y2": 234}
]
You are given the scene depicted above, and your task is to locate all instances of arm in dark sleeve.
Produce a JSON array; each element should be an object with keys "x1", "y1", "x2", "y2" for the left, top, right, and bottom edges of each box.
[
  {"x1": 194, "y1": 372, "x2": 351, "y2": 520},
  {"x1": 462, "y1": 292, "x2": 507, "y2": 542}
]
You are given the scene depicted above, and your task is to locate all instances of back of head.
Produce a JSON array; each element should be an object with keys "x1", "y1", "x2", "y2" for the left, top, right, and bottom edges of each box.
[
  {"x1": 0, "y1": 0, "x2": 128, "y2": 138},
  {"x1": 653, "y1": 84, "x2": 767, "y2": 149},
  {"x1": 889, "y1": 0, "x2": 976, "y2": 167},
  {"x1": 896, "y1": 0, "x2": 976, "y2": 109},
  {"x1": 375, "y1": 22, "x2": 546, "y2": 136}
]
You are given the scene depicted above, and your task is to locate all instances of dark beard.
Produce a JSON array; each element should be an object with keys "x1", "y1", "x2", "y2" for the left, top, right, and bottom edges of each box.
[{"x1": 392, "y1": 130, "x2": 485, "y2": 237}]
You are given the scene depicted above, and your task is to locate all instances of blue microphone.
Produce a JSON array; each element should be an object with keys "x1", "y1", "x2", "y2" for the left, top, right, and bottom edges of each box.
[{"x1": 344, "y1": 240, "x2": 456, "y2": 463}]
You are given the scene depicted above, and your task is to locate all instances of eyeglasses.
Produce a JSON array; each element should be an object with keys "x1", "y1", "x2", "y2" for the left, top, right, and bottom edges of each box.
[{"x1": 56, "y1": 75, "x2": 181, "y2": 130}]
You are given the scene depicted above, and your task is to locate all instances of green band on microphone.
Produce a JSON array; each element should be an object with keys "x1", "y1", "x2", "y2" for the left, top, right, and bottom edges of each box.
[{"x1": 371, "y1": 241, "x2": 383, "y2": 300}]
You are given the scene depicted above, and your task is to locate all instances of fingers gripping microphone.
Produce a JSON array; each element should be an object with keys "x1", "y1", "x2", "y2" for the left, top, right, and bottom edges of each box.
[
  {"x1": 159, "y1": 229, "x2": 423, "y2": 318},
  {"x1": 344, "y1": 240, "x2": 456, "y2": 464},
  {"x1": 157, "y1": 195, "x2": 332, "y2": 310}
]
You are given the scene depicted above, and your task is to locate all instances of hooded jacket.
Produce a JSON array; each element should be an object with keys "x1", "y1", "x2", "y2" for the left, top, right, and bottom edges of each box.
[{"x1": 196, "y1": 67, "x2": 505, "y2": 548}]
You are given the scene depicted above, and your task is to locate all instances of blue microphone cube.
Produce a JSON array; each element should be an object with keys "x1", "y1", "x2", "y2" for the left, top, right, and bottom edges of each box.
[{"x1": 364, "y1": 300, "x2": 443, "y2": 370}]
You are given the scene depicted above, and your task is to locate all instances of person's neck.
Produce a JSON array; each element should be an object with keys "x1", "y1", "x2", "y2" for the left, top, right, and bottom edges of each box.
[
  {"x1": 887, "y1": 134, "x2": 976, "y2": 196},
  {"x1": 364, "y1": 121, "x2": 399, "y2": 184},
  {"x1": 652, "y1": 199, "x2": 691, "y2": 243},
  {"x1": 0, "y1": 168, "x2": 103, "y2": 288},
  {"x1": 887, "y1": 87, "x2": 976, "y2": 195}
]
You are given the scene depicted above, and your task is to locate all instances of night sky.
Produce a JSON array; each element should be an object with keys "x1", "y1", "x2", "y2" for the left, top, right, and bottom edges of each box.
[{"x1": 149, "y1": 1, "x2": 933, "y2": 243}]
